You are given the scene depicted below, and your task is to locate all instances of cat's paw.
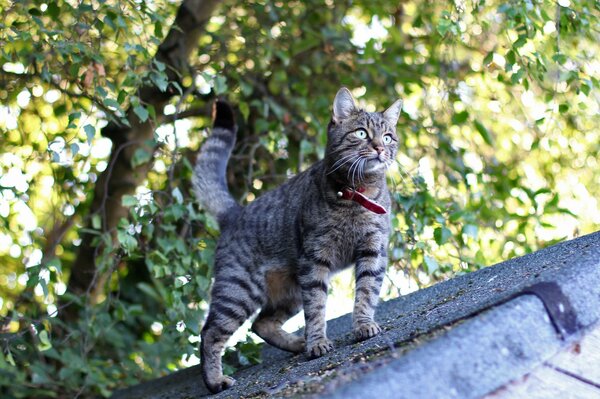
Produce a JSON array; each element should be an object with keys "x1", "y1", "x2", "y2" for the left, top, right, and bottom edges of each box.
[
  {"x1": 288, "y1": 336, "x2": 306, "y2": 353},
  {"x1": 306, "y1": 338, "x2": 334, "y2": 358},
  {"x1": 354, "y1": 321, "x2": 382, "y2": 341},
  {"x1": 206, "y1": 375, "x2": 236, "y2": 394}
]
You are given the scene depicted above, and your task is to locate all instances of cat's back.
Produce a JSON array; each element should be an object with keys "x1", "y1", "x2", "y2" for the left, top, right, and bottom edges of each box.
[
  {"x1": 237, "y1": 161, "x2": 323, "y2": 221},
  {"x1": 219, "y1": 162, "x2": 324, "y2": 258}
]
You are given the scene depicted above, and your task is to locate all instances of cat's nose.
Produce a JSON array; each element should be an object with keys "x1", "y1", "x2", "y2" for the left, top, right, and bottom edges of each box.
[{"x1": 374, "y1": 145, "x2": 384, "y2": 154}]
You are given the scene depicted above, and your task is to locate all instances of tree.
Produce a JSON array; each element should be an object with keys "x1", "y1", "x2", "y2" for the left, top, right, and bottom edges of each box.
[
  {"x1": 67, "y1": 0, "x2": 220, "y2": 307},
  {"x1": 0, "y1": 0, "x2": 598, "y2": 397}
]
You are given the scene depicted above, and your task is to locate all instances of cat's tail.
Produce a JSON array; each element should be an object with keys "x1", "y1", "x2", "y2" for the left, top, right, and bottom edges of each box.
[{"x1": 193, "y1": 100, "x2": 241, "y2": 227}]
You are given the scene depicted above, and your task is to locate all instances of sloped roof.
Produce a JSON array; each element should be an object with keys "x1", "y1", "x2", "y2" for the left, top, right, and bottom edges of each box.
[{"x1": 113, "y1": 231, "x2": 600, "y2": 398}]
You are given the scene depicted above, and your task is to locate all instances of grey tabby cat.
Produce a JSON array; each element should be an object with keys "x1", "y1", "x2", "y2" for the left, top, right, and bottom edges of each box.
[{"x1": 193, "y1": 87, "x2": 402, "y2": 393}]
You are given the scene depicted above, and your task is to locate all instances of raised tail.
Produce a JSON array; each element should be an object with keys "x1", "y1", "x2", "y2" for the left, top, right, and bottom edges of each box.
[{"x1": 193, "y1": 101, "x2": 241, "y2": 227}]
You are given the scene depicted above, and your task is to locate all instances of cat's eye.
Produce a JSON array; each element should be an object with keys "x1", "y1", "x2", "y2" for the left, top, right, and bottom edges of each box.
[
  {"x1": 383, "y1": 134, "x2": 393, "y2": 144},
  {"x1": 354, "y1": 129, "x2": 368, "y2": 139}
]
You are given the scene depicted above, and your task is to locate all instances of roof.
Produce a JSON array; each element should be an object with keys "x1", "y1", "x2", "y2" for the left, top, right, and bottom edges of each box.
[{"x1": 112, "y1": 230, "x2": 600, "y2": 398}]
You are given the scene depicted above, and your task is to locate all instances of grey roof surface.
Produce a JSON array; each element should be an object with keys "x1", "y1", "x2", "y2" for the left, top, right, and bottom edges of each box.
[
  {"x1": 112, "y1": 230, "x2": 600, "y2": 399},
  {"x1": 484, "y1": 322, "x2": 600, "y2": 399}
]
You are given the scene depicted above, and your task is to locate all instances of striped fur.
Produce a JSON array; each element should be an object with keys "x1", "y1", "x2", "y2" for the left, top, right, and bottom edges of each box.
[
  {"x1": 192, "y1": 101, "x2": 241, "y2": 226},
  {"x1": 195, "y1": 89, "x2": 402, "y2": 393}
]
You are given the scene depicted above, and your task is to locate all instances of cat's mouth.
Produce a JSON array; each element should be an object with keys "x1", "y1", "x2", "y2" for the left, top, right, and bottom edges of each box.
[
  {"x1": 365, "y1": 155, "x2": 387, "y2": 172},
  {"x1": 370, "y1": 152, "x2": 388, "y2": 163}
]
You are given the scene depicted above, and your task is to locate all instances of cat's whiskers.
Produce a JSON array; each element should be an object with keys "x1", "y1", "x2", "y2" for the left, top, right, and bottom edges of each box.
[
  {"x1": 348, "y1": 156, "x2": 364, "y2": 188},
  {"x1": 328, "y1": 153, "x2": 355, "y2": 169},
  {"x1": 384, "y1": 159, "x2": 399, "y2": 189},
  {"x1": 389, "y1": 159, "x2": 421, "y2": 190},
  {"x1": 358, "y1": 150, "x2": 374, "y2": 182},
  {"x1": 327, "y1": 153, "x2": 358, "y2": 175},
  {"x1": 394, "y1": 159, "x2": 418, "y2": 184},
  {"x1": 358, "y1": 158, "x2": 366, "y2": 183}
]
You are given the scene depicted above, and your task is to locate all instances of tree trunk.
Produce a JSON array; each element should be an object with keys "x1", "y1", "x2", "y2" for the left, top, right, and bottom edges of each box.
[{"x1": 67, "y1": 0, "x2": 221, "y2": 300}]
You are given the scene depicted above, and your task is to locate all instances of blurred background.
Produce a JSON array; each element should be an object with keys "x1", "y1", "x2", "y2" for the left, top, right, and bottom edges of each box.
[{"x1": 0, "y1": 0, "x2": 599, "y2": 396}]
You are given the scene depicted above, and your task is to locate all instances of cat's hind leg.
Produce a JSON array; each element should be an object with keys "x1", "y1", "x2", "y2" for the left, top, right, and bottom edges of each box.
[
  {"x1": 200, "y1": 274, "x2": 264, "y2": 393},
  {"x1": 251, "y1": 301, "x2": 304, "y2": 353},
  {"x1": 252, "y1": 269, "x2": 304, "y2": 353}
]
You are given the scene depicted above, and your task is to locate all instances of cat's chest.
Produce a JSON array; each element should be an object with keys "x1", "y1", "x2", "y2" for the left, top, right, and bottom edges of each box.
[
  {"x1": 307, "y1": 212, "x2": 381, "y2": 269},
  {"x1": 328, "y1": 213, "x2": 365, "y2": 237}
]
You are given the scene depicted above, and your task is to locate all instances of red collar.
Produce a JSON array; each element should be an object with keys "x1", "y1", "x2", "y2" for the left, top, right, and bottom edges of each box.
[{"x1": 337, "y1": 187, "x2": 387, "y2": 214}]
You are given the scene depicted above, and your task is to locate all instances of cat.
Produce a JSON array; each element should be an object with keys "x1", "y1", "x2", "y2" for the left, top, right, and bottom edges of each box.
[{"x1": 193, "y1": 87, "x2": 402, "y2": 393}]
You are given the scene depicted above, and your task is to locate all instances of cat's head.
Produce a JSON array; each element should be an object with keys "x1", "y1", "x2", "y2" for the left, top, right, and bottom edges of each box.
[{"x1": 325, "y1": 87, "x2": 402, "y2": 186}]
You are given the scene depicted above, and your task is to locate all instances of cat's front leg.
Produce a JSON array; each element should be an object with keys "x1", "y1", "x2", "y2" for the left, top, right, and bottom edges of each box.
[
  {"x1": 353, "y1": 249, "x2": 386, "y2": 341},
  {"x1": 298, "y1": 258, "x2": 333, "y2": 358}
]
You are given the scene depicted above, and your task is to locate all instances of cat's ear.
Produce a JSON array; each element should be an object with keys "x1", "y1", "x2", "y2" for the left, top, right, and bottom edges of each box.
[
  {"x1": 382, "y1": 99, "x2": 403, "y2": 126},
  {"x1": 332, "y1": 87, "x2": 357, "y2": 122}
]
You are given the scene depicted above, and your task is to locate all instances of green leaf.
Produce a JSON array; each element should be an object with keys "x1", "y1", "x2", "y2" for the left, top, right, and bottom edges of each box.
[
  {"x1": 133, "y1": 105, "x2": 149, "y2": 122},
  {"x1": 153, "y1": 60, "x2": 166, "y2": 72},
  {"x1": 150, "y1": 71, "x2": 168, "y2": 92},
  {"x1": 172, "y1": 187, "x2": 184, "y2": 204},
  {"x1": 292, "y1": 37, "x2": 320, "y2": 56},
  {"x1": 39, "y1": 279, "x2": 49, "y2": 298},
  {"x1": 137, "y1": 282, "x2": 163, "y2": 302},
  {"x1": 434, "y1": 227, "x2": 452, "y2": 245},
  {"x1": 483, "y1": 52, "x2": 493, "y2": 65},
  {"x1": 463, "y1": 224, "x2": 479, "y2": 239},
  {"x1": 213, "y1": 75, "x2": 228, "y2": 95},
  {"x1": 534, "y1": 188, "x2": 552, "y2": 197},
  {"x1": 67, "y1": 112, "x2": 81, "y2": 129},
  {"x1": 96, "y1": 86, "x2": 108, "y2": 98},
  {"x1": 513, "y1": 35, "x2": 527, "y2": 48},
  {"x1": 117, "y1": 230, "x2": 137, "y2": 253},
  {"x1": 424, "y1": 256, "x2": 439, "y2": 273},
  {"x1": 37, "y1": 330, "x2": 52, "y2": 351},
  {"x1": 154, "y1": 21, "x2": 163, "y2": 38},
  {"x1": 559, "y1": 103, "x2": 569, "y2": 114},
  {"x1": 437, "y1": 18, "x2": 453, "y2": 36},
  {"x1": 449, "y1": 210, "x2": 466, "y2": 222},
  {"x1": 47, "y1": 258, "x2": 62, "y2": 274},
  {"x1": 580, "y1": 83, "x2": 591, "y2": 96},
  {"x1": 196, "y1": 275, "x2": 210, "y2": 292},
  {"x1": 557, "y1": 207, "x2": 577, "y2": 217},
  {"x1": 103, "y1": 98, "x2": 122, "y2": 111},
  {"x1": 5, "y1": 350, "x2": 15, "y2": 366},
  {"x1": 452, "y1": 111, "x2": 469, "y2": 124},
  {"x1": 146, "y1": 104, "x2": 156, "y2": 120},
  {"x1": 475, "y1": 250, "x2": 486, "y2": 265},
  {"x1": 170, "y1": 81, "x2": 183, "y2": 95},
  {"x1": 552, "y1": 53, "x2": 567, "y2": 65},
  {"x1": 104, "y1": 14, "x2": 116, "y2": 30},
  {"x1": 511, "y1": 69, "x2": 524, "y2": 84},
  {"x1": 121, "y1": 195, "x2": 138, "y2": 207},
  {"x1": 131, "y1": 147, "x2": 152, "y2": 167},
  {"x1": 92, "y1": 214, "x2": 102, "y2": 230},
  {"x1": 164, "y1": 204, "x2": 185, "y2": 222},
  {"x1": 83, "y1": 124, "x2": 95, "y2": 143},
  {"x1": 117, "y1": 89, "x2": 128, "y2": 104},
  {"x1": 506, "y1": 50, "x2": 516, "y2": 65},
  {"x1": 46, "y1": 2, "x2": 60, "y2": 20},
  {"x1": 239, "y1": 102, "x2": 250, "y2": 120},
  {"x1": 474, "y1": 120, "x2": 493, "y2": 145}
]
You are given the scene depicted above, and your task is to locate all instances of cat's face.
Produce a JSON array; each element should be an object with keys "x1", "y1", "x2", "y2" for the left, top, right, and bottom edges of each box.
[{"x1": 325, "y1": 88, "x2": 402, "y2": 186}]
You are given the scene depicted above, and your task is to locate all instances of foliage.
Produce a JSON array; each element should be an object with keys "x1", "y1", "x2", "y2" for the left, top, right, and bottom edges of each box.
[{"x1": 1, "y1": 0, "x2": 599, "y2": 397}]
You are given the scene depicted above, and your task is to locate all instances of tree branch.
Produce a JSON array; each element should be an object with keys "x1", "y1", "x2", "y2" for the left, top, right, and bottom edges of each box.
[
  {"x1": 0, "y1": 69, "x2": 123, "y2": 122},
  {"x1": 65, "y1": 0, "x2": 222, "y2": 304}
]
